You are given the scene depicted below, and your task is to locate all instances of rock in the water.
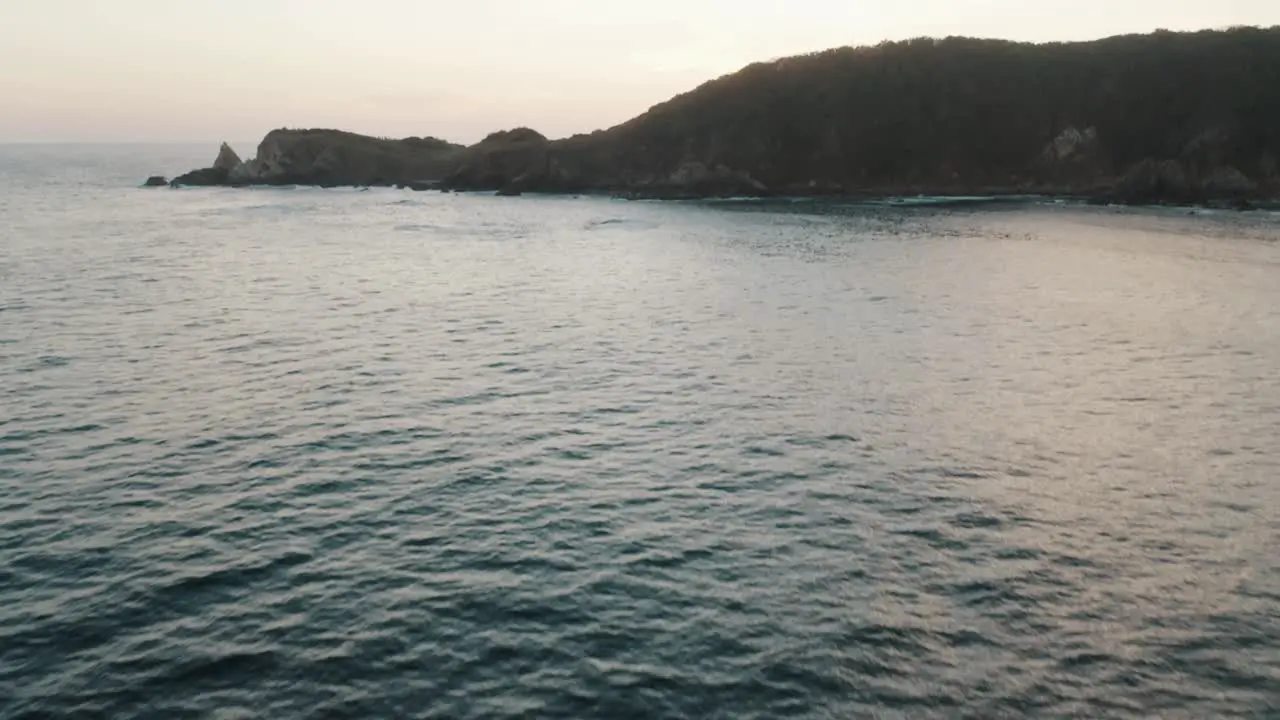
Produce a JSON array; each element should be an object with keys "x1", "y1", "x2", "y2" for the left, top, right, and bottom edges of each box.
[
  {"x1": 228, "y1": 160, "x2": 260, "y2": 185},
  {"x1": 142, "y1": 175, "x2": 168, "y2": 187},
  {"x1": 170, "y1": 167, "x2": 230, "y2": 187},
  {"x1": 171, "y1": 141, "x2": 244, "y2": 186},
  {"x1": 213, "y1": 142, "x2": 242, "y2": 171}
]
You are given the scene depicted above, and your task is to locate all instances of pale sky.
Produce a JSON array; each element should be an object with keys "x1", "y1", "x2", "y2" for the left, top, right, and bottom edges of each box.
[{"x1": 2, "y1": 0, "x2": 1278, "y2": 143}]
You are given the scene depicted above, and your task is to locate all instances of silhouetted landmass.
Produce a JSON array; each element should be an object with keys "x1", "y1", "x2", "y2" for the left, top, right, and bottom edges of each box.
[
  {"x1": 166, "y1": 26, "x2": 1280, "y2": 205},
  {"x1": 171, "y1": 131, "x2": 466, "y2": 188}
]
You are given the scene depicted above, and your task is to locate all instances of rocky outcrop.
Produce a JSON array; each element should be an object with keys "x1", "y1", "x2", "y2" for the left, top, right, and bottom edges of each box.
[
  {"x1": 160, "y1": 123, "x2": 1272, "y2": 204},
  {"x1": 213, "y1": 142, "x2": 242, "y2": 171},
  {"x1": 169, "y1": 143, "x2": 233, "y2": 186},
  {"x1": 169, "y1": 142, "x2": 241, "y2": 186},
  {"x1": 170, "y1": 166, "x2": 229, "y2": 187},
  {"x1": 142, "y1": 175, "x2": 168, "y2": 187},
  {"x1": 440, "y1": 128, "x2": 558, "y2": 192},
  {"x1": 169, "y1": 129, "x2": 465, "y2": 188}
]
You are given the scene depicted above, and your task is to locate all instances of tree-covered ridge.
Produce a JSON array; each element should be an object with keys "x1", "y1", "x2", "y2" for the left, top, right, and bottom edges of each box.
[
  {"x1": 171, "y1": 26, "x2": 1280, "y2": 204},
  {"x1": 566, "y1": 26, "x2": 1280, "y2": 198}
]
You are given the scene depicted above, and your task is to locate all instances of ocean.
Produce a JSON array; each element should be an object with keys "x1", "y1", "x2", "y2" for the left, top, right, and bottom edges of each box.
[{"x1": 2, "y1": 145, "x2": 1279, "y2": 718}]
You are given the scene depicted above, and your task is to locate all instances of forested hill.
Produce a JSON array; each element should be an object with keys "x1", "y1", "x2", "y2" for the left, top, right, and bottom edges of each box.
[
  {"x1": 174, "y1": 26, "x2": 1280, "y2": 204},
  {"x1": 533, "y1": 26, "x2": 1280, "y2": 200}
]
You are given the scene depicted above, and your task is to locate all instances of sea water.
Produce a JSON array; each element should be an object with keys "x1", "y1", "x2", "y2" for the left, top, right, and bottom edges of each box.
[{"x1": 2, "y1": 145, "x2": 1279, "y2": 717}]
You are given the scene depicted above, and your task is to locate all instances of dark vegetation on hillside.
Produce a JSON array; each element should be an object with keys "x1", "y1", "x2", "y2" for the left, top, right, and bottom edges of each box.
[
  {"x1": 170, "y1": 27, "x2": 1280, "y2": 204},
  {"x1": 587, "y1": 28, "x2": 1280, "y2": 194}
]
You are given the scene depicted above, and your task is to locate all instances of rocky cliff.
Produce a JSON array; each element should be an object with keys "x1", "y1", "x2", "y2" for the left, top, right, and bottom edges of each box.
[
  {"x1": 173, "y1": 130, "x2": 465, "y2": 188},
  {"x1": 165, "y1": 26, "x2": 1280, "y2": 205}
]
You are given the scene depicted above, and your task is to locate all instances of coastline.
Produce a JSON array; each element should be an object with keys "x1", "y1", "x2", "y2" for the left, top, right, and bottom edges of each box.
[
  {"x1": 145, "y1": 28, "x2": 1280, "y2": 211},
  {"x1": 160, "y1": 181, "x2": 1280, "y2": 215},
  {"x1": 149, "y1": 132, "x2": 1275, "y2": 211}
]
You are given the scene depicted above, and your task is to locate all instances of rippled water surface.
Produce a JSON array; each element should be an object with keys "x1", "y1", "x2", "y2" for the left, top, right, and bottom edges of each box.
[{"x1": 3, "y1": 146, "x2": 1280, "y2": 718}]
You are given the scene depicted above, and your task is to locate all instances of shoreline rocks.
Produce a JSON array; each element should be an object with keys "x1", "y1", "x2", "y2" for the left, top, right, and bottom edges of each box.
[
  {"x1": 152, "y1": 126, "x2": 1275, "y2": 208},
  {"x1": 165, "y1": 131, "x2": 467, "y2": 188},
  {"x1": 170, "y1": 166, "x2": 230, "y2": 187}
]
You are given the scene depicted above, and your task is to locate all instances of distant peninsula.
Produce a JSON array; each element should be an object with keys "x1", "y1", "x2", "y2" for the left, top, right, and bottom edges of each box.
[{"x1": 156, "y1": 26, "x2": 1280, "y2": 206}]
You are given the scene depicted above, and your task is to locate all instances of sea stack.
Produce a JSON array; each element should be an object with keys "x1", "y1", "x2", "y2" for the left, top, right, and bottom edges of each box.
[
  {"x1": 169, "y1": 141, "x2": 240, "y2": 187},
  {"x1": 212, "y1": 142, "x2": 242, "y2": 172}
]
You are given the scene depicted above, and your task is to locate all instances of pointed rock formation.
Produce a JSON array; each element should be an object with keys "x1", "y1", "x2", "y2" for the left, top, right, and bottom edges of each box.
[
  {"x1": 213, "y1": 142, "x2": 242, "y2": 171},
  {"x1": 170, "y1": 143, "x2": 240, "y2": 186}
]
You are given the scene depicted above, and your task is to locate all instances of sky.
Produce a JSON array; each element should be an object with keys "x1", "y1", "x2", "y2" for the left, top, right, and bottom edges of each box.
[{"x1": 2, "y1": 0, "x2": 1278, "y2": 144}]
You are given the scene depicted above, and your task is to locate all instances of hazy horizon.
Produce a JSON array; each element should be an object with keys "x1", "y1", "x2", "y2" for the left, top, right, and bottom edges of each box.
[{"x1": 4, "y1": 0, "x2": 1279, "y2": 145}]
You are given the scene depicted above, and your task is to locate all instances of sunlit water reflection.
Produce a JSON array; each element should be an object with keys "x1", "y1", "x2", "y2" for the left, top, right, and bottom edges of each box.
[{"x1": 2, "y1": 146, "x2": 1278, "y2": 718}]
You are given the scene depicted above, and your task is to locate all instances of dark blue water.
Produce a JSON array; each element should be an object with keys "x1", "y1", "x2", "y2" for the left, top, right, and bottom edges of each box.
[{"x1": 2, "y1": 146, "x2": 1279, "y2": 718}]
